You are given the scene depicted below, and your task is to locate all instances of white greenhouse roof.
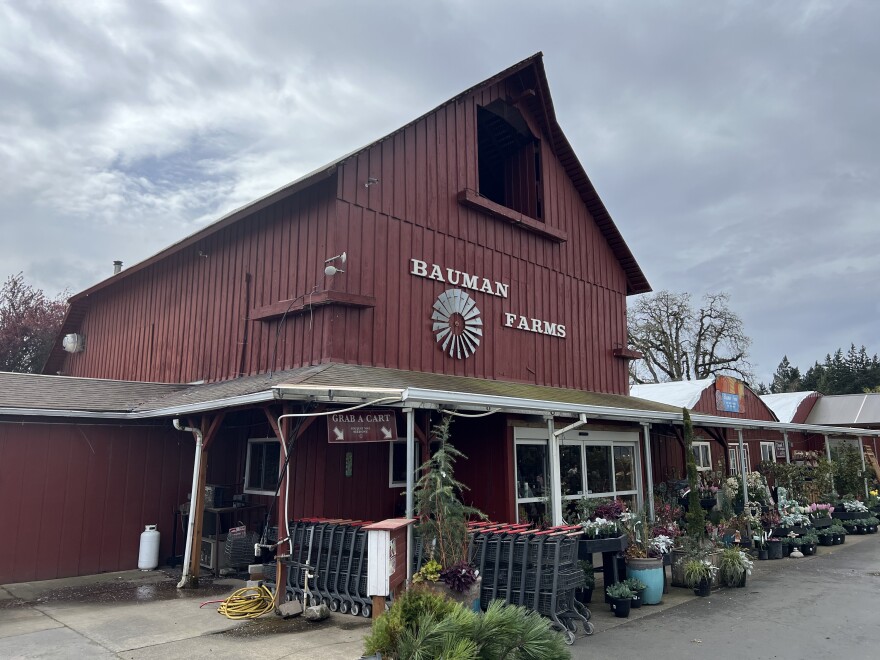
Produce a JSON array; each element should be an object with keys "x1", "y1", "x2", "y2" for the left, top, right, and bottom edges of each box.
[
  {"x1": 806, "y1": 393, "x2": 880, "y2": 426},
  {"x1": 629, "y1": 378, "x2": 714, "y2": 409},
  {"x1": 760, "y1": 391, "x2": 817, "y2": 423}
]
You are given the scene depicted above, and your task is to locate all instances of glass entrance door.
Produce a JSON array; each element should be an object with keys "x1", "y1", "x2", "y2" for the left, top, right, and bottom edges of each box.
[{"x1": 560, "y1": 432, "x2": 641, "y2": 521}]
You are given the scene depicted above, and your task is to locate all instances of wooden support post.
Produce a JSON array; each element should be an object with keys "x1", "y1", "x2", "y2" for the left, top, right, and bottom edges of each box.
[
  {"x1": 183, "y1": 412, "x2": 225, "y2": 588},
  {"x1": 372, "y1": 595, "x2": 385, "y2": 622}
]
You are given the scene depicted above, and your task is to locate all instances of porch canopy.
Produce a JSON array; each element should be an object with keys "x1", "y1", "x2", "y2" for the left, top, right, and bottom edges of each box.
[{"x1": 4, "y1": 365, "x2": 878, "y2": 585}]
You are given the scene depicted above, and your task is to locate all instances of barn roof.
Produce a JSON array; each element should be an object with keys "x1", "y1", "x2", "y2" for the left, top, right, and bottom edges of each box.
[
  {"x1": 629, "y1": 378, "x2": 715, "y2": 409},
  {"x1": 0, "y1": 371, "x2": 185, "y2": 413},
  {"x1": 2, "y1": 363, "x2": 678, "y2": 418},
  {"x1": 5, "y1": 365, "x2": 879, "y2": 438},
  {"x1": 44, "y1": 53, "x2": 649, "y2": 375},
  {"x1": 760, "y1": 391, "x2": 819, "y2": 423}
]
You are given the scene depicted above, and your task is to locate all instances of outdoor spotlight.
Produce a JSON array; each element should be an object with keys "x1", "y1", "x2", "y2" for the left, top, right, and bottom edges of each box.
[{"x1": 324, "y1": 251, "x2": 347, "y2": 276}]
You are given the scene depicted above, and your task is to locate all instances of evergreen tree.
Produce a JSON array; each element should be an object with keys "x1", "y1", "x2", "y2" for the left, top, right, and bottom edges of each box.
[
  {"x1": 769, "y1": 355, "x2": 801, "y2": 393},
  {"x1": 683, "y1": 409, "x2": 706, "y2": 541}
]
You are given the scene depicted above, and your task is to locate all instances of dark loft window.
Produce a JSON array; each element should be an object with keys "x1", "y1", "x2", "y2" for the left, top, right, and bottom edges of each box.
[{"x1": 477, "y1": 100, "x2": 543, "y2": 220}]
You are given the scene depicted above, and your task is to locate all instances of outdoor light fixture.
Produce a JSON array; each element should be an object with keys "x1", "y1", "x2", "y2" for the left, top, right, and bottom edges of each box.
[
  {"x1": 364, "y1": 177, "x2": 379, "y2": 188},
  {"x1": 324, "y1": 252, "x2": 347, "y2": 276}
]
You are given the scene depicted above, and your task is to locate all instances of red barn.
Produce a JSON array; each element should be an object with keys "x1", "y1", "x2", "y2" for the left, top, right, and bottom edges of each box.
[{"x1": 2, "y1": 54, "x2": 876, "y2": 585}]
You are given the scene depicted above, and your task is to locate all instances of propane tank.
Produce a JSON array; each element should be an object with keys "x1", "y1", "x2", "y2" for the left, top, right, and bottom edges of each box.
[{"x1": 138, "y1": 524, "x2": 160, "y2": 570}]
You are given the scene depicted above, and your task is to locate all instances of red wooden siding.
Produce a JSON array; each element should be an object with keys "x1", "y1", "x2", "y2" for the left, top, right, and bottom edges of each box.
[
  {"x1": 59, "y1": 180, "x2": 337, "y2": 383},
  {"x1": 58, "y1": 69, "x2": 632, "y2": 394},
  {"x1": 331, "y1": 73, "x2": 629, "y2": 392},
  {"x1": 0, "y1": 421, "x2": 192, "y2": 584}
]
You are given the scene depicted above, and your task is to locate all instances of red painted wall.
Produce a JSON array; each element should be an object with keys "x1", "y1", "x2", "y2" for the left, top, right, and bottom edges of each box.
[
  {"x1": 56, "y1": 68, "x2": 632, "y2": 395},
  {"x1": 0, "y1": 420, "x2": 193, "y2": 584},
  {"x1": 58, "y1": 181, "x2": 337, "y2": 383}
]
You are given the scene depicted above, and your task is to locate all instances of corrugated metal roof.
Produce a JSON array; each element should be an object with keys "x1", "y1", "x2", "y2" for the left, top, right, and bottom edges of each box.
[
  {"x1": 0, "y1": 371, "x2": 186, "y2": 412},
  {"x1": 760, "y1": 391, "x2": 819, "y2": 423},
  {"x1": 806, "y1": 393, "x2": 880, "y2": 426},
  {"x1": 629, "y1": 378, "x2": 714, "y2": 409}
]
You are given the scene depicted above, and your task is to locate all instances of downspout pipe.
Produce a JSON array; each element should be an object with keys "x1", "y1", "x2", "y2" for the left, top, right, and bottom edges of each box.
[
  {"x1": 738, "y1": 429, "x2": 749, "y2": 509},
  {"x1": 642, "y1": 423, "x2": 655, "y2": 522},
  {"x1": 173, "y1": 418, "x2": 203, "y2": 589}
]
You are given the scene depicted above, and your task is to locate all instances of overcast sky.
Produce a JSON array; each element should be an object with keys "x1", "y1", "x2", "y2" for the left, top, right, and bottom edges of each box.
[{"x1": 1, "y1": 0, "x2": 877, "y2": 384}]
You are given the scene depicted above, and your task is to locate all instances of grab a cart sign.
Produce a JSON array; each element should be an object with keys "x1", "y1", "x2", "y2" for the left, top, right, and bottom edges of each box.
[{"x1": 327, "y1": 409, "x2": 399, "y2": 443}]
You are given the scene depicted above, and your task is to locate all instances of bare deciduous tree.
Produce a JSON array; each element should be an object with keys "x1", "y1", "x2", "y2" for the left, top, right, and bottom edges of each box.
[{"x1": 627, "y1": 291, "x2": 752, "y2": 384}]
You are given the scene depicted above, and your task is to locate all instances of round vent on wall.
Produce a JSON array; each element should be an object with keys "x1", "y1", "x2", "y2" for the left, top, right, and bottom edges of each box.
[{"x1": 62, "y1": 333, "x2": 85, "y2": 353}]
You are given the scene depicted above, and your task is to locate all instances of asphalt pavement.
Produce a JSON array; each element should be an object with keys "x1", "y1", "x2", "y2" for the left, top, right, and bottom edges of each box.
[{"x1": 573, "y1": 533, "x2": 880, "y2": 660}]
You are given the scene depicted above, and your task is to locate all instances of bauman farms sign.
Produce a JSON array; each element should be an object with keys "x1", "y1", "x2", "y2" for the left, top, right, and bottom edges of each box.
[
  {"x1": 409, "y1": 258, "x2": 509, "y2": 298},
  {"x1": 410, "y1": 258, "x2": 566, "y2": 359}
]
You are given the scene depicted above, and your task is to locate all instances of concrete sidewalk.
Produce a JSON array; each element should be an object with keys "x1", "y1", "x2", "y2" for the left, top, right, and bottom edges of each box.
[
  {"x1": 1, "y1": 533, "x2": 875, "y2": 658},
  {"x1": 0, "y1": 571, "x2": 371, "y2": 659}
]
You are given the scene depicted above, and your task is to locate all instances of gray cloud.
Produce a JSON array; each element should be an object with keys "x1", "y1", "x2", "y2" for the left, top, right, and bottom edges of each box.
[{"x1": 1, "y1": 0, "x2": 877, "y2": 383}]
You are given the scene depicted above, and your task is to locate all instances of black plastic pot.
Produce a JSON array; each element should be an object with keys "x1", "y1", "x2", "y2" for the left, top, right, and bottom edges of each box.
[
  {"x1": 631, "y1": 588, "x2": 645, "y2": 609},
  {"x1": 833, "y1": 534, "x2": 843, "y2": 545},
  {"x1": 802, "y1": 543, "x2": 816, "y2": 556},
  {"x1": 693, "y1": 578, "x2": 711, "y2": 597},
  {"x1": 737, "y1": 572, "x2": 747, "y2": 588},
  {"x1": 700, "y1": 498, "x2": 717, "y2": 510},
  {"x1": 610, "y1": 597, "x2": 631, "y2": 618},
  {"x1": 758, "y1": 549, "x2": 769, "y2": 560},
  {"x1": 767, "y1": 540, "x2": 783, "y2": 560},
  {"x1": 575, "y1": 587, "x2": 593, "y2": 605}
]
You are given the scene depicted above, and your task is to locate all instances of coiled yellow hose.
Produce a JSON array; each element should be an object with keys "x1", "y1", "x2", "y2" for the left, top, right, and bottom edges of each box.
[{"x1": 216, "y1": 584, "x2": 276, "y2": 620}]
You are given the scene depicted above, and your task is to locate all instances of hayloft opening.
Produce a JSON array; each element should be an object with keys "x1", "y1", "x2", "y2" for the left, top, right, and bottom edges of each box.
[{"x1": 477, "y1": 100, "x2": 543, "y2": 220}]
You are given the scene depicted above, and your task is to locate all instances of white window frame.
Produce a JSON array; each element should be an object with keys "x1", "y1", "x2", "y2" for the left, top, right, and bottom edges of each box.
[
  {"x1": 728, "y1": 442, "x2": 751, "y2": 476},
  {"x1": 514, "y1": 427, "x2": 642, "y2": 524},
  {"x1": 692, "y1": 441, "x2": 712, "y2": 471},
  {"x1": 760, "y1": 441, "x2": 776, "y2": 463},
  {"x1": 244, "y1": 438, "x2": 280, "y2": 496},
  {"x1": 513, "y1": 430, "x2": 550, "y2": 513},
  {"x1": 388, "y1": 440, "x2": 422, "y2": 488}
]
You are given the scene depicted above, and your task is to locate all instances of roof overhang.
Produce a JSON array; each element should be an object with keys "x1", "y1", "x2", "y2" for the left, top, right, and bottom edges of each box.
[{"x1": 4, "y1": 382, "x2": 879, "y2": 439}]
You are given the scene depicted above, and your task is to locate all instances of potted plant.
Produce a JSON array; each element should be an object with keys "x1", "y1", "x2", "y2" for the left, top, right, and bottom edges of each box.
[
  {"x1": 766, "y1": 537, "x2": 784, "y2": 560},
  {"x1": 622, "y1": 509, "x2": 667, "y2": 605},
  {"x1": 800, "y1": 531, "x2": 818, "y2": 555},
  {"x1": 718, "y1": 548, "x2": 752, "y2": 588},
  {"x1": 865, "y1": 516, "x2": 879, "y2": 533},
  {"x1": 624, "y1": 577, "x2": 646, "y2": 608},
  {"x1": 817, "y1": 529, "x2": 834, "y2": 547},
  {"x1": 575, "y1": 560, "x2": 595, "y2": 604},
  {"x1": 683, "y1": 558, "x2": 717, "y2": 597},
  {"x1": 606, "y1": 582, "x2": 634, "y2": 618}
]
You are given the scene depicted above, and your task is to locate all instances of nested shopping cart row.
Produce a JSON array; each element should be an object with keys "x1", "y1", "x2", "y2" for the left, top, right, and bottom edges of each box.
[
  {"x1": 467, "y1": 522, "x2": 593, "y2": 644},
  {"x1": 284, "y1": 518, "x2": 375, "y2": 618}
]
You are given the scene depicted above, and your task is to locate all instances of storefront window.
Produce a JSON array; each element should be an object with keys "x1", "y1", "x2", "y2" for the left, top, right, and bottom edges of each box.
[
  {"x1": 516, "y1": 443, "x2": 549, "y2": 499},
  {"x1": 559, "y1": 433, "x2": 641, "y2": 522},
  {"x1": 517, "y1": 428, "x2": 641, "y2": 525},
  {"x1": 560, "y1": 444, "x2": 583, "y2": 497},
  {"x1": 613, "y1": 446, "x2": 635, "y2": 491},
  {"x1": 584, "y1": 445, "x2": 612, "y2": 494}
]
